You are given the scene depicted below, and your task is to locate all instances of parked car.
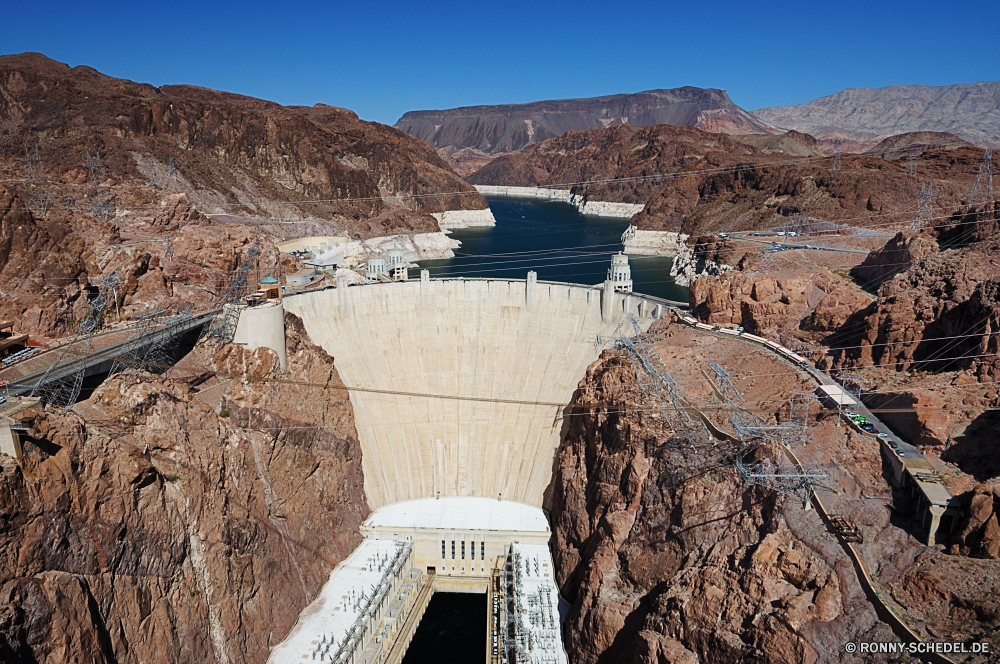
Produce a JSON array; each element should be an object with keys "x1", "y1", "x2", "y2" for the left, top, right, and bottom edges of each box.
[{"x1": 718, "y1": 232, "x2": 729, "y2": 238}]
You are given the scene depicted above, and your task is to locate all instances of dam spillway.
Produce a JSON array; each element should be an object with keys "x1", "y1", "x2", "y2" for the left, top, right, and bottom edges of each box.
[{"x1": 283, "y1": 275, "x2": 658, "y2": 509}]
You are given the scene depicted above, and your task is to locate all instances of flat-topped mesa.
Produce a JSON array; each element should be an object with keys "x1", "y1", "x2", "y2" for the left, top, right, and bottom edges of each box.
[
  {"x1": 283, "y1": 276, "x2": 664, "y2": 509},
  {"x1": 396, "y1": 87, "x2": 774, "y2": 156}
]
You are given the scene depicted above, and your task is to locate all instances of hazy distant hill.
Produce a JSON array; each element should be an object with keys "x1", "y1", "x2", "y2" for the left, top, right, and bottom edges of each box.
[
  {"x1": 396, "y1": 88, "x2": 775, "y2": 173},
  {"x1": 752, "y1": 82, "x2": 1000, "y2": 150}
]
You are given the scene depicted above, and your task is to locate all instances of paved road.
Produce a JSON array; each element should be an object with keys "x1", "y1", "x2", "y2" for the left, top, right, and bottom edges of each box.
[{"x1": 728, "y1": 232, "x2": 872, "y2": 255}]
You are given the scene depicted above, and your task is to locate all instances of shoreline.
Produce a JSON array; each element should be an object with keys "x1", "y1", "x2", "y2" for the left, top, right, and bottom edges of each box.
[{"x1": 473, "y1": 185, "x2": 645, "y2": 219}]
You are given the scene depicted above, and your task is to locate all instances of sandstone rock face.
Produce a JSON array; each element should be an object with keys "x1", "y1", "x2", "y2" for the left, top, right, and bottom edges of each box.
[
  {"x1": 0, "y1": 188, "x2": 294, "y2": 337},
  {"x1": 752, "y1": 83, "x2": 1000, "y2": 148},
  {"x1": 834, "y1": 237, "x2": 1000, "y2": 380},
  {"x1": 850, "y1": 231, "x2": 939, "y2": 291},
  {"x1": 953, "y1": 481, "x2": 1000, "y2": 558},
  {"x1": 863, "y1": 132, "x2": 972, "y2": 161},
  {"x1": 546, "y1": 348, "x2": 845, "y2": 664},
  {"x1": 467, "y1": 117, "x2": 983, "y2": 237},
  {"x1": 689, "y1": 267, "x2": 870, "y2": 349},
  {"x1": 0, "y1": 313, "x2": 367, "y2": 663},
  {"x1": 397, "y1": 87, "x2": 773, "y2": 171}
]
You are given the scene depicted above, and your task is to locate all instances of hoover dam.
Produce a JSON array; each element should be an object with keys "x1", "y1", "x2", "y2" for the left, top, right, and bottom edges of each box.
[
  {"x1": 283, "y1": 273, "x2": 660, "y2": 509},
  {"x1": 266, "y1": 273, "x2": 663, "y2": 663}
]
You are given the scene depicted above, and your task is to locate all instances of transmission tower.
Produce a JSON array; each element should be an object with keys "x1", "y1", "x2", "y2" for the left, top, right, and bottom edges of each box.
[
  {"x1": 108, "y1": 307, "x2": 197, "y2": 390},
  {"x1": 21, "y1": 144, "x2": 54, "y2": 218},
  {"x1": 911, "y1": 183, "x2": 934, "y2": 231},
  {"x1": 734, "y1": 454, "x2": 837, "y2": 507},
  {"x1": 832, "y1": 152, "x2": 842, "y2": 171},
  {"x1": 31, "y1": 271, "x2": 121, "y2": 411},
  {"x1": 709, "y1": 361, "x2": 811, "y2": 447},
  {"x1": 200, "y1": 243, "x2": 261, "y2": 343},
  {"x1": 601, "y1": 317, "x2": 709, "y2": 448},
  {"x1": 84, "y1": 151, "x2": 116, "y2": 223},
  {"x1": 163, "y1": 236, "x2": 175, "y2": 262},
  {"x1": 967, "y1": 149, "x2": 994, "y2": 208},
  {"x1": 908, "y1": 155, "x2": 918, "y2": 175},
  {"x1": 168, "y1": 157, "x2": 179, "y2": 180}
]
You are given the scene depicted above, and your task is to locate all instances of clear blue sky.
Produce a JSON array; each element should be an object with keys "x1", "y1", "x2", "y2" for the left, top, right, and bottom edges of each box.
[{"x1": 3, "y1": 0, "x2": 997, "y2": 125}]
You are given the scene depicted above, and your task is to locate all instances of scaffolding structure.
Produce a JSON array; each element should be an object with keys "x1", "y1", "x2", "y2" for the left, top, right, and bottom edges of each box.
[
  {"x1": 968, "y1": 148, "x2": 994, "y2": 208},
  {"x1": 734, "y1": 455, "x2": 837, "y2": 507},
  {"x1": 709, "y1": 361, "x2": 809, "y2": 445},
  {"x1": 31, "y1": 271, "x2": 121, "y2": 411},
  {"x1": 200, "y1": 243, "x2": 261, "y2": 343},
  {"x1": 108, "y1": 308, "x2": 195, "y2": 389},
  {"x1": 708, "y1": 361, "x2": 831, "y2": 505}
]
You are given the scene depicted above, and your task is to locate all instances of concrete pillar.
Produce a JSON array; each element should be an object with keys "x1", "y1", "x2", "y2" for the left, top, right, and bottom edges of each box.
[
  {"x1": 601, "y1": 279, "x2": 615, "y2": 323},
  {"x1": 526, "y1": 271, "x2": 537, "y2": 309},
  {"x1": 232, "y1": 300, "x2": 287, "y2": 369},
  {"x1": 0, "y1": 424, "x2": 22, "y2": 460},
  {"x1": 337, "y1": 277, "x2": 354, "y2": 319},
  {"x1": 420, "y1": 269, "x2": 430, "y2": 285},
  {"x1": 926, "y1": 505, "x2": 946, "y2": 546},
  {"x1": 654, "y1": 304, "x2": 662, "y2": 319}
]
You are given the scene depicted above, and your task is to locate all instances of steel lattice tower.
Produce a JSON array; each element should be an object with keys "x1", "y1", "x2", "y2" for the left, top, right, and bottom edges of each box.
[
  {"x1": 968, "y1": 149, "x2": 994, "y2": 208},
  {"x1": 31, "y1": 272, "x2": 121, "y2": 411},
  {"x1": 911, "y1": 183, "x2": 934, "y2": 231},
  {"x1": 201, "y1": 243, "x2": 262, "y2": 343}
]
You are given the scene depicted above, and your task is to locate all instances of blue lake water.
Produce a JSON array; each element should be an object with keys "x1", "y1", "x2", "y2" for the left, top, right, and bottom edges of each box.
[{"x1": 417, "y1": 197, "x2": 689, "y2": 302}]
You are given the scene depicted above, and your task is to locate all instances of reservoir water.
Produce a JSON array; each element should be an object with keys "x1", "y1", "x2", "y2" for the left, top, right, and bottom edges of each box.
[{"x1": 419, "y1": 197, "x2": 688, "y2": 302}]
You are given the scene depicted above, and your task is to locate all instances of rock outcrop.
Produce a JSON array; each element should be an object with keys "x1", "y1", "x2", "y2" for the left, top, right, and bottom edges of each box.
[
  {"x1": 689, "y1": 267, "x2": 870, "y2": 349},
  {"x1": 0, "y1": 313, "x2": 368, "y2": 663},
  {"x1": 953, "y1": 480, "x2": 1000, "y2": 558},
  {"x1": 547, "y1": 332, "x2": 848, "y2": 664}
]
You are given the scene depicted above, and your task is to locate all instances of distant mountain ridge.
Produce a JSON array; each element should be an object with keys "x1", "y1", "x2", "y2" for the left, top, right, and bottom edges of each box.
[
  {"x1": 395, "y1": 88, "x2": 775, "y2": 173},
  {"x1": 752, "y1": 82, "x2": 1000, "y2": 149}
]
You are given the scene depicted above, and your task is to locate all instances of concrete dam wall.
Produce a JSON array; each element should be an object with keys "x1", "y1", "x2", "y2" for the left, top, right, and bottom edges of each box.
[{"x1": 284, "y1": 277, "x2": 659, "y2": 508}]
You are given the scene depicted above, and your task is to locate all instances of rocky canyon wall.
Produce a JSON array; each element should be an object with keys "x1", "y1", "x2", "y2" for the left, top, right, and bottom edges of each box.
[{"x1": 0, "y1": 313, "x2": 368, "y2": 663}]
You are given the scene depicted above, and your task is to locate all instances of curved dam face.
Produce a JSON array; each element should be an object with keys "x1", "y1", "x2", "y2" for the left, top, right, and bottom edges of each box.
[{"x1": 284, "y1": 277, "x2": 658, "y2": 508}]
